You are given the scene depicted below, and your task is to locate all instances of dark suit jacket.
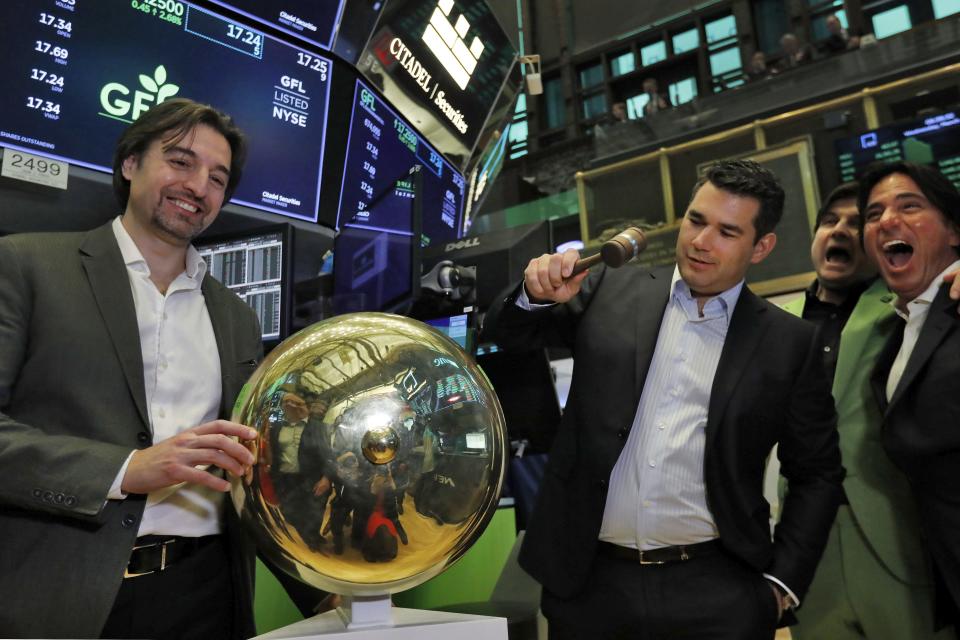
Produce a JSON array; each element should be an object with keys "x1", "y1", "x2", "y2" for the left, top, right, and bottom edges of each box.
[
  {"x1": 482, "y1": 265, "x2": 843, "y2": 606},
  {"x1": 0, "y1": 222, "x2": 263, "y2": 638},
  {"x1": 874, "y1": 283, "x2": 960, "y2": 623}
]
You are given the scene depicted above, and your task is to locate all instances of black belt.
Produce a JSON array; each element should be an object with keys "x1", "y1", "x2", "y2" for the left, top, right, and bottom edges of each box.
[
  {"x1": 124, "y1": 535, "x2": 220, "y2": 578},
  {"x1": 598, "y1": 539, "x2": 721, "y2": 565}
]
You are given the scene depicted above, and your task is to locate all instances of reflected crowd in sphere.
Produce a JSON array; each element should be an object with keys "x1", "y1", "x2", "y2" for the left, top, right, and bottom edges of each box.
[{"x1": 231, "y1": 313, "x2": 507, "y2": 595}]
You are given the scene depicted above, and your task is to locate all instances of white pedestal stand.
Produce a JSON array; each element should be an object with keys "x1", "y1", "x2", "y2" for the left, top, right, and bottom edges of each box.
[{"x1": 253, "y1": 594, "x2": 508, "y2": 640}]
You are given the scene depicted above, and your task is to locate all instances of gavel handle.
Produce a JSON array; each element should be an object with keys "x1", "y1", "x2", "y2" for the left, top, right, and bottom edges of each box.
[{"x1": 570, "y1": 252, "x2": 603, "y2": 276}]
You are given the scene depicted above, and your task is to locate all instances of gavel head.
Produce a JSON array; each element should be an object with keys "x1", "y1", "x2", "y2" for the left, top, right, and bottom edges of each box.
[{"x1": 600, "y1": 227, "x2": 647, "y2": 267}]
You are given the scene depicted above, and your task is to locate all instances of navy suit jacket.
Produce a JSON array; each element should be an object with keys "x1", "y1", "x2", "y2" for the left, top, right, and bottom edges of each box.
[
  {"x1": 482, "y1": 265, "x2": 843, "y2": 605},
  {"x1": 873, "y1": 283, "x2": 960, "y2": 625}
]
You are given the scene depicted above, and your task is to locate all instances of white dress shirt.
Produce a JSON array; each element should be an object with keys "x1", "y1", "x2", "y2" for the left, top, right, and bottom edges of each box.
[
  {"x1": 599, "y1": 267, "x2": 738, "y2": 549},
  {"x1": 108, "y1": 217, "x2": 225, "y2": 537},
  {"x1": 886, "y1": 259, "x2": 960, "y2": 401}
]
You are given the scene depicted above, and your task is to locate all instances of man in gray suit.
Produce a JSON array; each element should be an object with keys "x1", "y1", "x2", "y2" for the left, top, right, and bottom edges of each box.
[{"x1": 0, "y1": 99, "x2": 288, "y2": 638}]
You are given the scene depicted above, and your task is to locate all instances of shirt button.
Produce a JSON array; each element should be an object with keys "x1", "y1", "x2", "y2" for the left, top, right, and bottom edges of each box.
[
  {"x1": 648, "y1": 460, "x2": 656, "y2": 468},
  {"x1": 136, "y1": 431, "x2": 150, "y2": 445},
  {"x1": 671, "y1": 388, "x2": 680, "y2": 397},
  {"x1": 657, "y1": 422, "x2": 665, "y2": 430},
  {"x1": 157, "y1": 408, "x2": 166, "y2": 419},
  {"x1": 823, "y1": 346, "x2": 831, "y2": 353}
]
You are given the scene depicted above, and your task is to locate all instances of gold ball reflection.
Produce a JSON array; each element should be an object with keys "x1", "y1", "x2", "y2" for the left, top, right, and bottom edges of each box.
[
  {"x1": 230, "y1": 313, "x2": 507, "y2": 596},
  {"x1": 362, "y1": 427, "x2": 400, "y2": 465}
]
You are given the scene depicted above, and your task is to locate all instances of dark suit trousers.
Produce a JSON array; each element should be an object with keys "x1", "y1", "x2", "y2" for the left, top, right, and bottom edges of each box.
[
  {"x1": 100, "y1": 536, "x2": 235, "y2": 640},
  {"x1": 542, "y1": 548, "x2": 780, "y2": 640}
]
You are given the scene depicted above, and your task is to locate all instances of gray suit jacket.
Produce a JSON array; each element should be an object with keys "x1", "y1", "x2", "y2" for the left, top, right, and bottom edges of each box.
[{"x1": 0, "y1": 222, "x2": 263, "y2": 638}]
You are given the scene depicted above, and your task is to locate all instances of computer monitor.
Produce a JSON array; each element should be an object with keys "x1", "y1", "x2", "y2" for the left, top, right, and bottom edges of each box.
[
  {"x1": 834, "y1": 111, "x2": 960, "y2": 190},
  {"x1": 195, "y1": 224, "x2": 293, "y2": 343},
  {"x1": 332, "y1": 165, "x2": 423, "y2": 314},
  {"x1": 424, "y1": 312, "x2": 476, "y2": 354}
]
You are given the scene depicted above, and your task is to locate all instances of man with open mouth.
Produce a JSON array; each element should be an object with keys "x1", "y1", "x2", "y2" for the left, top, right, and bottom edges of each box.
[
  {"x1": 860, "y1": 161, "x2": 960, "y2": 633},
  {"x1": 784, "y1": 181, "x2": 951, "y2": 640}
]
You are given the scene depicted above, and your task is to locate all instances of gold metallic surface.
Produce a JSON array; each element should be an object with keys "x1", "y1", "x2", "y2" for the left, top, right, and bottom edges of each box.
[{"x1": 230, "y1": 313, "x2": 508, "y2": 596}]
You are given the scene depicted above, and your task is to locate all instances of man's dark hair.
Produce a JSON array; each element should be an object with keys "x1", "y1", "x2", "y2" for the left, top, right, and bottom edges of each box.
[
  {"x1": 112, "y1": 98, "x2": 247, "y2": 208},
  {"x1": 857, "y1": 161, "x2": 960, "y2": 253},
  {"x1": 815, "y1": 181, "x2": 859, "y2": 229},
  {"x1": 691, "y1": 159, "x2": 785, "y2": 241}
]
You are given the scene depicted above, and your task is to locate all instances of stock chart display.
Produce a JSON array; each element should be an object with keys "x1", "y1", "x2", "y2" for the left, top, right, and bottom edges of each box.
[
  {"x1": 835, "y1": 112, "x2": 960, "y2": 190},
  {"x1": 336, "y1": 79, "x2": 465, "y2": 246},
  {"x1": 0, "y1": 0, "x2": 332, "y2": 221}
]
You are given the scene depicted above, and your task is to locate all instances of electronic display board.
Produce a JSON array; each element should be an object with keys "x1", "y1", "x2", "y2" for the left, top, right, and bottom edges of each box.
[
  {"x1": 207, "y1": 0, "x2": 346, "y2": 50},
  {"x1": 336, "y1": 78, "x2": 465, "y2": 247},
  {"x1": 196, "y1": 226, "x2": 292, "y2": 341},
  {"x1": 0, "y1": 0, "x2": 332, "y2": 222},
  {"x1": 835, "y1": 111, "x2": 960, "y2": 190},
  {"x1": 358, "y1": 0, "x2": 517, "y2": 165}
]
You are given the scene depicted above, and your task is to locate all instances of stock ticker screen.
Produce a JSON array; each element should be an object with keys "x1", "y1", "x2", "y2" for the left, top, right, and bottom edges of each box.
[
  {"x1": 1, "y1": 0, "x2": 332, "y2": 221},
  {"x1": 835, "y1": 111, "x2": 960, "y2": 190},
  {"x1": 207, "y1": 0, "x2": 346, "y2": 50},
  {"x1": 197, "y1": 229, "x2": 286, "y2": 340},
  {"x1": 336, "y1": 79, "x2": 466, "y2": 246}
]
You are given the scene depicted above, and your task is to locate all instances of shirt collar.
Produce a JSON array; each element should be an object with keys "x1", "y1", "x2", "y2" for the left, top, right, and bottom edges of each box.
[
  {"x1": 111, "y1": 216, "x2": 208, "y2": 283},
  {"x1": 671, "y1": 265, "x2": 744, "y2": 322},
  {"x1": 895, "y1": 258, "x2": 960, "y2": 320}
]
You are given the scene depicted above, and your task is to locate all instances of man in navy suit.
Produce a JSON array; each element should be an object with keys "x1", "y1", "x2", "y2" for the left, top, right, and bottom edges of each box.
[{"x1": 483, "y1": 159, "x2": 843, "y2": 639}]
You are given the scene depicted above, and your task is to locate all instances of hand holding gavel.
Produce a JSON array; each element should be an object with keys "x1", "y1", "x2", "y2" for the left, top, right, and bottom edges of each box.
[{"x1": 523, "y1": 227, "x2": 647, "y2": 304}]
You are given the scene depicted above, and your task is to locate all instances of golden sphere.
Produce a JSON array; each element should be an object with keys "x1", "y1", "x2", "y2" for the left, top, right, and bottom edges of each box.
[{"x1": 230, "y1": 313, "x2": 507, "y2": 595}]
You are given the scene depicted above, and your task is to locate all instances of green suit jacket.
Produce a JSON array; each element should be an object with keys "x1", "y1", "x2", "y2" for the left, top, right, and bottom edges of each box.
[
  {"x1": 0, "y1": 222, "x2": 263, "y2": 638},
  {"x1": 783, "y1": 278, "x2": 931, "y2": 586}
]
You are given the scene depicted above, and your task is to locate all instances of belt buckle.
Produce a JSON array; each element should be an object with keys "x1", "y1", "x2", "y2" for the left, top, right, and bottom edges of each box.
[
  {"x1": 637, "y1": 550, "x2": 665, "y2": 566},
  {"x1": 123, "y1": 538, "x2": 173, "y2": 579}
]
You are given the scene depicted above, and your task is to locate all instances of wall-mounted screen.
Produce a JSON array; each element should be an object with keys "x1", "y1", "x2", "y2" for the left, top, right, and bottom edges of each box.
[
  {"x1": 357, "y1": 0, "x2": 517, "y2": 165},
  {"x1": 333, "y1": 168, "x2": 422, "y2": 314},
  {"x1": 196, "y1": 225, "x2": 292, "y2": 342},
  {"x1": 835, "y1": 111, "x2": 960, "y2": 190},
  {"x1": 336, "y1": 79, "x2": 465, "y2": 247},
  {"x1": 207, "y1": 0, "x2": 346, "y2": 50},
  {"x1": 0, "y1": 0, "x2": 332, "y2": 222}
]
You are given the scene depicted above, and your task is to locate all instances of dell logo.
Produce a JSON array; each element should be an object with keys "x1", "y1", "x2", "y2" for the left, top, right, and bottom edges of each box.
[{"x1": 445, "y1": 237, "x2": 479, "y2": 252}]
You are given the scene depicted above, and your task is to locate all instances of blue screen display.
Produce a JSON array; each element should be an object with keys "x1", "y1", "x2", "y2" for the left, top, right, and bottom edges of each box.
[
  {"x1": 336, "y1": 79, "x2": 465, "y2": 247},
  {"x1": 207, "y1": 0, "x2": 346, "y2": 50},
  {"x1": 0, "y1": 0, "x2": 332, "y2": 222}
]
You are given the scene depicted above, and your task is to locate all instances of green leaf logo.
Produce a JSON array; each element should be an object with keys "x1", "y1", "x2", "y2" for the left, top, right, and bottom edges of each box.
[
  {"x1": 154, "y1": 65, "x2": 167, "y2": 86},
  {"x1": 139, "y1": 74, "x2": 158, "y2": 93}
]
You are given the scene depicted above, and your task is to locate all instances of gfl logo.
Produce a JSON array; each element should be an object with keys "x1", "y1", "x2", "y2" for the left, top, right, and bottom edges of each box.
[{"x1": 99, "y1": 65, "x2": 180, "y2": 123}]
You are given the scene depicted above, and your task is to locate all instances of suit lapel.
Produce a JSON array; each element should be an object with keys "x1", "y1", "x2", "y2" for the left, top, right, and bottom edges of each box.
[
  {"x1": 633, "y1": 268, "x2": 672, "y2": 402},
  {"x1": 832, "y1": 280, "x2": 895, "y2": 407},
  {"x1": 706, "y1": 288, "x2": 769, "y2": 450},
  {"x1": 79, "y1": 223, "x2": 150, "y2": 430},
  {"x1": 202, "y1": 276, "x2": 233, "y2": 419},
  {"x1": 886, "y1": 285, "x2": 958, "y2": 412}
]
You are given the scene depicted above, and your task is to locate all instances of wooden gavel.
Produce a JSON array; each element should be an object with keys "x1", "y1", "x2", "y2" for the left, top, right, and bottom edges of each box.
[{"x1": 570, "y1": 227, "x2": 648, "y2": 276}]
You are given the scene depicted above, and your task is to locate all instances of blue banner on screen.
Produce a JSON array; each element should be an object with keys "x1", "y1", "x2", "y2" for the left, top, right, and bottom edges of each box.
[
  {"x1": 0, "y1": 0, "x2": 332, "y2": 222},
  {"x1": 207, "y1": 0, "x2": 346, "y2": 50},
  {"x1": 336, "y1": 79, "x2": 465, "y2": 246}
]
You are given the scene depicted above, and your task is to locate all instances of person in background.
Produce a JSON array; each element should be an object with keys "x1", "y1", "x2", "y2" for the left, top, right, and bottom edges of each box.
[
  {"x1": 861, "y1": 162, "x2": 960, "y2": 632},
  {"x1": 783, "y1": 182, "x2": 954, "y2": 640},
  {"x1": 823, "y1": 14, "x2": 861, "y2": 53},
  {"x1": 0, "y1": 97, "x2": 326, "y2": 639},
  {"x1": 483, "y1": 159, "x2": 843, "y2": 639},
  {"x1": 746, "y1": 51, "x2": 778, "y2": 82},
  {"x1": 777, "y1": 33, "x2": 817, "y2": 71},
  {"x1": 642, "y1": 77, "x2": 672, "y2": 117}
]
